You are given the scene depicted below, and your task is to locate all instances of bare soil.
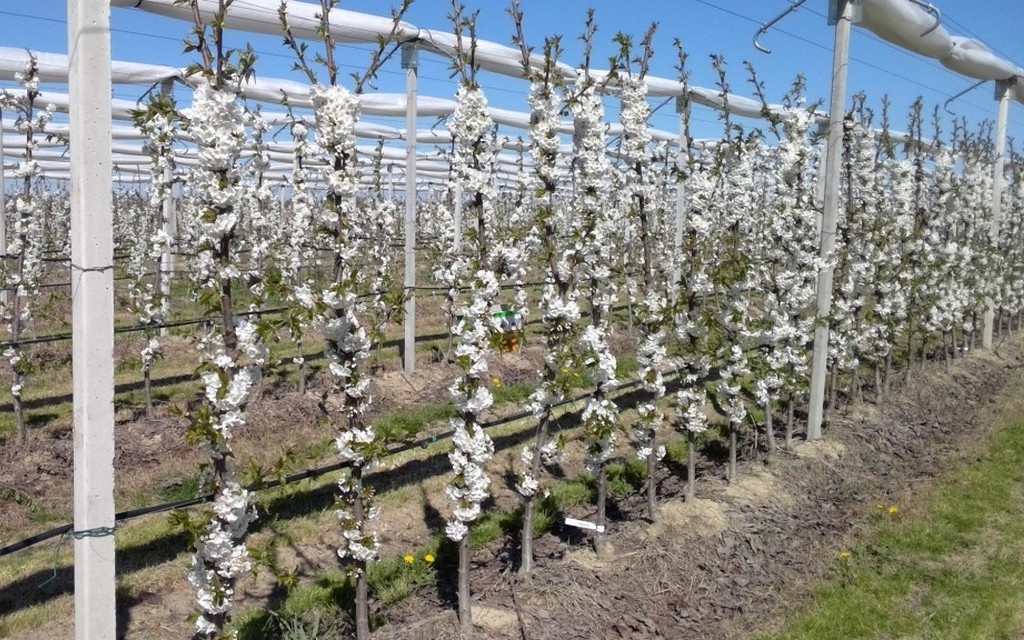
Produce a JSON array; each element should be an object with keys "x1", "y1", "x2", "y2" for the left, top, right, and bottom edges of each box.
[
  {"x1": 372, "y1": 337, "x2": 1024, "y2": 640},
  {"x1": 2, "y1": 331, "x2": 1023, "y2": 640}
]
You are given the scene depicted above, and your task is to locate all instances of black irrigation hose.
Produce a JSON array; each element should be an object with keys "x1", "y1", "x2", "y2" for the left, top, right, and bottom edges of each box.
[
  {"x1": 0, "y1": 375, "x2": 644, "y2": 558},
  {"x1": 0, "y1": 305, "x2": 288, "y2": 350},
  {"x1": 4, "y1": 272, "x2": 174, "y2": 293},
  {"x1": 0, "y1": 283, "x2": 590, "y2": 349}
]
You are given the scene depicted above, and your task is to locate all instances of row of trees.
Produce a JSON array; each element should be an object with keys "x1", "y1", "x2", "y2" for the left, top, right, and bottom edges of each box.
[{"x1": 4, "y1": 1, "x2": 1024, "y2": 636}]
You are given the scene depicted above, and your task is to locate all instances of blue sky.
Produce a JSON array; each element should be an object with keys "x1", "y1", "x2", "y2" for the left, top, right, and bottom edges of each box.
[{"x1": 1, "y1": 0, "x2": 1023, "y2": 147}]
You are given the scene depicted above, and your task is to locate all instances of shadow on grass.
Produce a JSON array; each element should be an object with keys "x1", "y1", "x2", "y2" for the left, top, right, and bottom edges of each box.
[
  {"x1": 0, "y1": 527, "x2": 190, "y2": 625},
  {"x1": 0, "y1": 373, "x2": 706, "y2": 626}
]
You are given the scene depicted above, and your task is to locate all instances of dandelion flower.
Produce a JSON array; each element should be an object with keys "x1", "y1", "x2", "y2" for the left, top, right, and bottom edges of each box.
[
  {"x1": 887, "y1": 505, "x2": 898, "y2": 515},
  {"x1": 403, "y1": 554, "x2": 414, "y2": 564},
  {"x1": 424, "y1": 553, "x2": 435, "y2": 564},
  {"x1": 839, "y1": 550, "x2": 850, "y2": 559}
]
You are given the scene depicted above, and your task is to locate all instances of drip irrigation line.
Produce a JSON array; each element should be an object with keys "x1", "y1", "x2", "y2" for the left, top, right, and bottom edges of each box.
[
  {"x1": 0, "y1": 305, "x2": 290, "y2": 349},
  {"x1": 0, "y1": 373, "x2": 646, "y2": 559},
  {"x1": 0, "y1": 281, "x2": 598, "y2": 349},
  {"x1": 4, "y1": 271, "x2": 175, "y2": 292}
]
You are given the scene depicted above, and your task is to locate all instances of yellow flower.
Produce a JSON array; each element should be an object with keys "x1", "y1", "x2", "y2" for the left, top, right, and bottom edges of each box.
[
  {"x1": 875, "y1": 503, "x2": 884, "y2": 511},
  {"x1": 403, "y1": 554, "x2": 414, "y2": 564},
  {"x1": 887, "y1": 505, "x2": 898, "y2": 515},
  {"x1": 839, "y1": 550, "x2": 850, "y2": 560},
  {"x1": 491, "y1": 376, "x2": 502, "y2": 387},
  {"x1": 424, "y1": 553, "x2": 435, "y2": 564}
]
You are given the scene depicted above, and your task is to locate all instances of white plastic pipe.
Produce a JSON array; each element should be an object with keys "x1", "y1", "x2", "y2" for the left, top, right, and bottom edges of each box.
[{"x1": 68, "y1": 0, "x2": 117, "y2": 637}]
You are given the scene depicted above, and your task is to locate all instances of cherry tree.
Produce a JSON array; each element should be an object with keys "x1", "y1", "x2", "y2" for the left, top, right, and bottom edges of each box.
[
  {"x1": 171, "y1": 3, "x2": 266, "y2": 636},
  {"x1": 568, "y1": 11, "x2": 623, "y2": 556},
  {"x1": 0, "y1": 54, "x2": 52, "y2": 447},
  {"x1": 131, "y1": 97, "x2": 179, "y2": 417},
  {"x1": 509, "y1": 3, "x2": 573, "y2": 573},
  {"x1": 278, "y1": 2, "x2": 410, "y2": 636},
  {"x1": 614, "y1": 26, "x2": 674, "y2": 521}
]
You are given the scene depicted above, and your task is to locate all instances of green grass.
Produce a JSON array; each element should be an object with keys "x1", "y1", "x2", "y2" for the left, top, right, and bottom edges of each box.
[
  {"x1": 373, "y1": 402, "x2": 457, "y2": 444},
  {"x1": 232, "y1": 451, "x2": 614, "y2": 638},
  {"x1": 605, "y1": 458, "x2": 648, "y2": 499},
  {"x1": 759, "y1": 415, "x2": 1024, "y2": 640}
]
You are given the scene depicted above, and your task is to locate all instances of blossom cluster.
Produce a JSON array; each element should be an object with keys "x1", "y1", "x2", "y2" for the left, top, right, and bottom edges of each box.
[
  {"x1": 189, "y1": 477, "x2": 258, "y2": 637},
  {"x1": 443, "y1": 81, "x2": 506, "y2": 542}
]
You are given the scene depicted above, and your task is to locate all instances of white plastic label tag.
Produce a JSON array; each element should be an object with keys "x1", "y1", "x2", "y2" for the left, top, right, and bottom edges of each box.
[{"x1": 564, "y1": 517, "x2": 605, "y2": 533}]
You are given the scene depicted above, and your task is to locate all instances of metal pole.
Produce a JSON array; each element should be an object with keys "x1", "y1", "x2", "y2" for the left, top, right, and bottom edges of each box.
[
  {"x1": 402, "y1": 44, "x2": 418, "y2": 374},
  {"x1": 807, "y1": 0, "x2": 854, "y2": 441},
  {"x1": 159, "y1": 79, "x2": 175, "y2": 336},
  {"x1": 68, "y1": 0, "x2": 116, "y2": 637},
  {"x1": 983, "y1": 79, "x2": 1012, "y2": 350}
]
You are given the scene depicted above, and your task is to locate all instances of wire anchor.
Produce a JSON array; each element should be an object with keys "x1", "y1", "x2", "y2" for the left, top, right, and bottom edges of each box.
[
  {"x1": 943, "y1": 79, "x2": 986, "y2": 115},
  {"x1": 906, "y1": 0, "x2": 941, "y2": 37},
  {"x1": 753, "y1": 0, "x2": 810, "y2": 54}
]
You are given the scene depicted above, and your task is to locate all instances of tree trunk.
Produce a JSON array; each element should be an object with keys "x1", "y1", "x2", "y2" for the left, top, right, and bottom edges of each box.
[
  {"x1": 207, "y1": 456, "x2": 235, "y2": 635},
  {"x1": 686, "y1": 430, "x2": 696, "y2": 501},
  {"x1": 521, "y1": 497, "x2": 536, "y2": 573},
  {"x1": 351, "y1": 465, "x2": 370, "y2": 640},
  {"x1": 646, "y1": 432, "x2": 659, "y2": 522},
  {"x1": 144, "y1": 366, "x2": 154, "y2": 419},
  {"x1": 826, "y1": 365, "x2": 838, "y2": 419},
  {"x1": 458, "y1": 535, "x2": 472, "y2": 635},
  {"x1": 784, "y1": 393, "x2": 794, "y2": 449},
  {"x1": 296, "y1": 340, "x2": 306, "y2": 395},
  {"x1": 883, "y1": 351, "x2": 892, "y2": 396},
  {"x1": 12, "y1": 370, "x2": 25, "y2": 446},
  {"x1": 727, "y1": 423, "x2": 737, "y2": 483},
  {"x1": 521, "y1": 414, "x2": 551, "y2": 574},
  {"x1": 11, "y1": 268, "x2": 25, "y2": 445},
  {"x1": 595, "y1": 465, "x2": 608, "y2": 558},
  {"x1": 764, "y1": 401, "x2": 775, "y2": 465},
  {"x1": 905, "y1": 319, "x2": 915, "y2": 383}
]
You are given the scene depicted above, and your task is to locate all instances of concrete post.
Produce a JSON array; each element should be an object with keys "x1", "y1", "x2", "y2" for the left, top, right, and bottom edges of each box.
[
  {"x1": 672, "y1": 95, "x2": 689, "y2": 301},
  {"x1": 159, "y1": 79, "x2": 176, "y2": 336},
  {"x1": 68, "y1": 0, "x2": 117, "y2": 637},
  {"x1": 0, "y1": 108, "x2": 6, "y2": 306},
  {"x1": 807, "y1": 0, "x2": 855, "y2": 441},
  {"x1": 402, "y1": 44, "x2": 418, "y2": 374},
  {"x1": 982, "y1": 79, "x2": 1012, "y2": 349}
]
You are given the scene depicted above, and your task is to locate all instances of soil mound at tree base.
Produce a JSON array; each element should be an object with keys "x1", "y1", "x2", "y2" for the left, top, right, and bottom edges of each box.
[{"x1": 374, "y1": 335, "x2": 1024, "y2": 640}]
